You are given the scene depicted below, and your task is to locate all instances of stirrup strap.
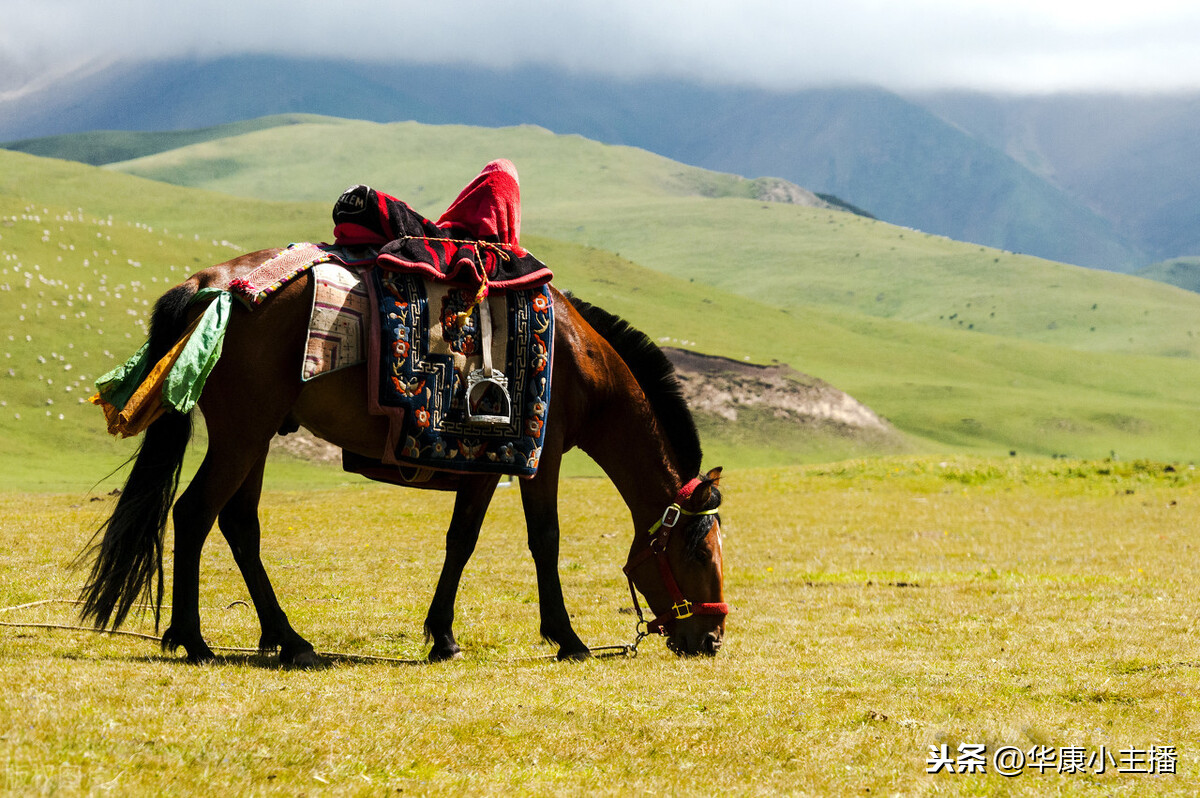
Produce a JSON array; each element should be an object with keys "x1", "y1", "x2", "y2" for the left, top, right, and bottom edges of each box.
[{"x1": 479, "y1": 291, "x2": 494, "y2": 375}]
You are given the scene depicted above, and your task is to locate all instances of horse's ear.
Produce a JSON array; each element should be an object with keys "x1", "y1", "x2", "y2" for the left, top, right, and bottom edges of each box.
[{"x1": 688, "y1": 467, "x2": 723, "y2": 509}]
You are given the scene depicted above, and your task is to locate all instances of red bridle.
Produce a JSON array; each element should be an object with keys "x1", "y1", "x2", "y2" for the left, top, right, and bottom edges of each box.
[{"x1": 623, "y1": 478, "x2": 729, "y2": 636}]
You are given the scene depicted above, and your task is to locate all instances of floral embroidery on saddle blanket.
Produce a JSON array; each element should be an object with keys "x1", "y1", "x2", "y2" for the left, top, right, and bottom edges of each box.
[{"x1": 366, "y1": 269, "x2": 553, "y2": 478}]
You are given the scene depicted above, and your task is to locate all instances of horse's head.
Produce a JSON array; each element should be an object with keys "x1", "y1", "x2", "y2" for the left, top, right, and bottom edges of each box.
[{"x1": 625, "y1": 468, "x2": 727, "y2": 656}]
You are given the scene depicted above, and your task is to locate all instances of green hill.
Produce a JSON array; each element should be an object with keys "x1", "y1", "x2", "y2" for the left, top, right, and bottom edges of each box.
[
  {"x1": 1, "y1": 115, "x2": 326, "y2": 167},
  {"x1": 3, "y1": 143, "x2": 1199, "y2": 490},
  {"x1": 107, "y1": 117, "x2": 1200, "y2": 361},
  {"x1": 1138, "y1": 257, "x2": 1200, "y2": 294}
]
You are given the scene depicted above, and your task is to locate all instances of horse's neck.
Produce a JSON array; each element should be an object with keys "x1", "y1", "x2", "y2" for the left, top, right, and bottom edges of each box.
[{"x1": 578, "y1": 383, "x2": 683, "y2": 531}]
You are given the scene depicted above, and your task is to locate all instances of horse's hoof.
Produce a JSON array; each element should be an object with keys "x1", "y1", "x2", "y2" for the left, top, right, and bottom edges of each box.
[
  {"x1": 280, "y1": 645, "x2": 324, "y2": 669},
  {"x1": 163, "y1": 628, "x2": 216, "y2": 663},
  {"x1": 184, "y1": 646, "x2": 217, "y2": 664},
  {"x1": 427, "y1": 645, "x2": 463, "y2": 663},
  {"x1": 557, "y1": 646, "x2": 593, "y2": 662}
]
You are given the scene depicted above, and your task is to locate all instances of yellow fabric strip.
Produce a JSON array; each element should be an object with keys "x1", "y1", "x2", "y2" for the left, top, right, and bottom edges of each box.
[{"x1": 89, "y1": 313, "x2": 203, "y2": 439}]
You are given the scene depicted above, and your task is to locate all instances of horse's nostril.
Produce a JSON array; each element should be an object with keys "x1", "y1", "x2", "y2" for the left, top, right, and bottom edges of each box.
[{"x1": 702, "y1": 632, "x2": 722, "y2": 656}]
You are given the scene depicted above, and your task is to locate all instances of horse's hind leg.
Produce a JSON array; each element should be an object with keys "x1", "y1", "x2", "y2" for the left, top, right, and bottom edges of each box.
[
  {"x1": 160, "y1": 452, "x2": 248, "y2": 662},
  {"x1": 217, "y1": 451, "x2": 319, "y2": 668},
  {"x1": 424, "y1": 474, "x2": 500, "y2": 662},
  {"x1": 157, "y1": 272, "x2": 309, "y2": 663},
  {"x1": 161, "y1": 434, "x2": 280, "y2": 662}
]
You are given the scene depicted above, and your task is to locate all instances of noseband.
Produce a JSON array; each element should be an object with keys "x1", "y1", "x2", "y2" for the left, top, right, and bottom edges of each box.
[{"x1": 623, "y1": 477, "x2": 729, "y2": 637}]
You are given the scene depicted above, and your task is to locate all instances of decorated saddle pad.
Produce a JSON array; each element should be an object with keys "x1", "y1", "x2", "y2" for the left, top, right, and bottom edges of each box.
[
  {"x1": 366, "y1": 269, "x2": 553, "y2": 477},
  {"x1": 303, "y1": 262, "x2": 370, "y2": 381}
]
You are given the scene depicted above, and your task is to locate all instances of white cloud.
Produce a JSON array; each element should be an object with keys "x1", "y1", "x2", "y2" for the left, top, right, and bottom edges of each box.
[{"x1": 2, "y1": 0, "x2": 1200, "y2": 93}]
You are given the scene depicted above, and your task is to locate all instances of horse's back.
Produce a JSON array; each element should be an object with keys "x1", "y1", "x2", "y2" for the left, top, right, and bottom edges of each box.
[{"x1": 189, "y1": 248, "x2": 284, "y2": 293}]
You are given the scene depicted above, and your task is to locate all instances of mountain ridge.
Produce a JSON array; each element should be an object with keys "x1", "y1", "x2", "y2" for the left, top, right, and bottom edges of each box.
[
  {"x1": 2, "y1": 55, "x2": 1183, "y2": 270},
  {"x1": 917, "y1": 91, "x2": 1200, "y2": 262}
]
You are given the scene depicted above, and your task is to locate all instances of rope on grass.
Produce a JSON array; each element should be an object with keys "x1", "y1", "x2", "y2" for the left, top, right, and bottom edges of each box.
[
  {"x1": 0, "y1": 598, "x2": 637, "y2": 663},
  {"x1": 1, "y1": 598, "x2": 270, "y2": 654}
]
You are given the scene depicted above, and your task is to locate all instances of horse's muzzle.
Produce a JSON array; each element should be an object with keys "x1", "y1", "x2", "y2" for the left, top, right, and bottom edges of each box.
[{"x1": 669, "y1": 628, "x2": 724, "y2": 657}]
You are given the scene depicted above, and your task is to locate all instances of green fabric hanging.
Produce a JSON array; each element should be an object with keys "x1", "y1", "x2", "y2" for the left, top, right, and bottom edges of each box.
[
  {"x1": 93, "y1": 287, "x2": 232, "y2": 413},
  {"x1": 93, "y1": 340, "x2": 152, "y2": 411},
  {"x1": 163, "y1": 289, "x2": 231, "y2": 413}
]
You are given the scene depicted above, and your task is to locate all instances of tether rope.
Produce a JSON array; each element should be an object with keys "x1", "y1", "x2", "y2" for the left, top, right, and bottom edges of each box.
[{"x1": 0, "y1": 598, "x2": 638, "y2": 664}]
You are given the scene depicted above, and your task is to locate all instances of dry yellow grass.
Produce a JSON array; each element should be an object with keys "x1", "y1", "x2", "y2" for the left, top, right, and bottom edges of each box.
[{"x1": 1, "y1": 456, "x2": 1198, "y2": 795}]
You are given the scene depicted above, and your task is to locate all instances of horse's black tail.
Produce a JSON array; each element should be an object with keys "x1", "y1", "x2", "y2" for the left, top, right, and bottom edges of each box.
[{"x1": 77, "y1": 282, "x2": 198, "y2": 632}]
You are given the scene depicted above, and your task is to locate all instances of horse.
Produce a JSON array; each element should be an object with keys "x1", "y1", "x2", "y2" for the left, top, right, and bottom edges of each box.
[{"x1": 77, "y1": 248, "x2": 728, "y2": 664}]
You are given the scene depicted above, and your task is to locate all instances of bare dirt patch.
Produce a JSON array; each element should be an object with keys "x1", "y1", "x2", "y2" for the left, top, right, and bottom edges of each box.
[{"x1": 664, "y1": 347, "x2": 894, "y2": 435}]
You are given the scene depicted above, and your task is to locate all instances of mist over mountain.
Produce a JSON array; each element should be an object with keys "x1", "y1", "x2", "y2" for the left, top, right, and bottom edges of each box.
[
  {"x1": 917, "y1": 91, "x2": 1200, "y2": 265},
  {"x1": 3, "y1": 55, "x2": 1194, "y2": 270}
]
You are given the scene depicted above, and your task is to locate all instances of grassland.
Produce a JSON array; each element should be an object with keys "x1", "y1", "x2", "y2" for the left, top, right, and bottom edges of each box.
[
  {"x1": 3, "y1": 126, "x2": 1200, "y2": 795},
  {"x1": 2, "y1": 458, "x2": 1198, "y2": 795}
]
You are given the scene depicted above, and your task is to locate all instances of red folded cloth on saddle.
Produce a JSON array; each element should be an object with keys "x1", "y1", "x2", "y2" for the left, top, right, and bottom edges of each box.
[
  {"x1": 436, "y1": 159, "x2": 527, "y2": 258},
  {"x1": 332, "y1": 160, "x2": 551, "y2": 291}
]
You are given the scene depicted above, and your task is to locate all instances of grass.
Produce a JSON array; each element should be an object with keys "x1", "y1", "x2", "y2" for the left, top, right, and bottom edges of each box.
[{"x1": 2, "y1": 457, "x2": 1198, "y2": 794}]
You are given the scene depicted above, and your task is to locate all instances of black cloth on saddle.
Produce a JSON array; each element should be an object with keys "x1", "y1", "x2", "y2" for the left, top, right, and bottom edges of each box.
[{"x1": 331, "y1": 184, "x2": 553, "y2": 291}]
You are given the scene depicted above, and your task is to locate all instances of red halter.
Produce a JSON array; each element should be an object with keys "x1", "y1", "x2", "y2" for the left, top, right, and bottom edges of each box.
[{"x1": 623, "y1": 478, "x2": 729, "y2": 636}]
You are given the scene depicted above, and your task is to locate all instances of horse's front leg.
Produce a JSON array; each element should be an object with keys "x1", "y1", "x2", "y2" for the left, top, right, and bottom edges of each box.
[
  {"x1": 424, "y1": 474, "x2": 501, "y2": 662},
  {"x1": 519, "y1": 447, "x2": 590, "y2": 661}
]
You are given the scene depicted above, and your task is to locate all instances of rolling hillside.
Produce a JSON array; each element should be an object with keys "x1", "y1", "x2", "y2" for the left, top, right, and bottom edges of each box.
[
  {"x1": 3, "y1": 142, "x2": 1200, "y2": 493},
  {"x1": 105, "y1": 117, "x2": 1200, "y2": 361},
  {"x1": 0, "y1": 115, "x2": 324, "y2": 167},
  {"x1": 0, "y1": 148, "x2": 877, "y2": 488}
]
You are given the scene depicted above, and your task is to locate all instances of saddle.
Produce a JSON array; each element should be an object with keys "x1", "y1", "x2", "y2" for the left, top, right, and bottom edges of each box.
[{"x1": 162, "y1": 161, "x2": 557, "y2": 479}]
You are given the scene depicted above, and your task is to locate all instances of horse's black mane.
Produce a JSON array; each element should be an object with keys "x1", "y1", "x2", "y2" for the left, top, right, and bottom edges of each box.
[{"x1": 566, "y1": 294, "x2": 703, "y2": 479}]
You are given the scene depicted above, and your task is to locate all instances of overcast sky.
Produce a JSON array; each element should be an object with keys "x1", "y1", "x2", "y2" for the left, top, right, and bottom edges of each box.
[{"x1": 3, "y1": 0, "x2": 1200, "y2": 94}]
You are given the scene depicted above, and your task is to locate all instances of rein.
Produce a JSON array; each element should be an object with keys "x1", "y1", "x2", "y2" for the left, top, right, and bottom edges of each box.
[{"x1": 622, "y1": 478, "x2": 729, "y2": 642}]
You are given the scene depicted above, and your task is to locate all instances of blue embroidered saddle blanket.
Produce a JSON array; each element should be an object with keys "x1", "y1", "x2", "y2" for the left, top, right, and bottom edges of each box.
[{"x1": 366, "y1": 269, "x2": 553, "y2": 477}]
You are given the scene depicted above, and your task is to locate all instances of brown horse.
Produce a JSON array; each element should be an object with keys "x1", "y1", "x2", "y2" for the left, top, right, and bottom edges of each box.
[{"x1": 77, "y1": 249, "x2": 727, "y2": 664}]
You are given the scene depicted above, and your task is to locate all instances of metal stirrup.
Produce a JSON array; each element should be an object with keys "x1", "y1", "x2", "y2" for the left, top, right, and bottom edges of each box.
[{"x1": 465, "y1": 294, "x2": 512, "y2": 426}]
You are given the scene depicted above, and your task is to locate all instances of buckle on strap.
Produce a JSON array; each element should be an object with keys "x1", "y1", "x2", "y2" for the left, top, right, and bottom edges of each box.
[
  {"x1": 671, "y1": 599, "x2": 694, "y2": 620},
  {"x1": 660, "y1": 504, "x2": 682, "y2": 528}
]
